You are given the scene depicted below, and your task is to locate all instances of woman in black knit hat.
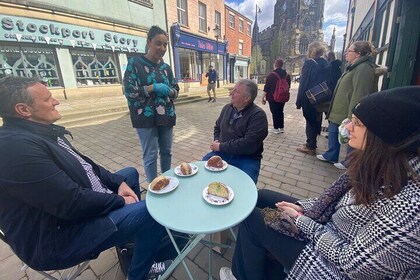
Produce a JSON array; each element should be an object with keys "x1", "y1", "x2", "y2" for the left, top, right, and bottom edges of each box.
[{"x1": 220, "y1": 86, "x2": 420, "y2": 280}]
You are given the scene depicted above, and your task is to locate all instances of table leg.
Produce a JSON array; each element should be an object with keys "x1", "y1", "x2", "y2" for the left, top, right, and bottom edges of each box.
[
  {"x1": 209, "y1": 233, "x2": 213, "y2": 280},
  {"x1": 159, "y1": 227, "x2": 205, "y2": 280}
]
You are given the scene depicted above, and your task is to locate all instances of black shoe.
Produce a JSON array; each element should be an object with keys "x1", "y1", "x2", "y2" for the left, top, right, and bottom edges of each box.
[
  {"x1": 207, "y1": 97, "x2": 212, "y2": 102},
  {"x1": 144, "y1": 260, "x2": 173, "y2": 280},
  {"x1": 212, "y1": 98, "x2": 216, "y2": 103}
]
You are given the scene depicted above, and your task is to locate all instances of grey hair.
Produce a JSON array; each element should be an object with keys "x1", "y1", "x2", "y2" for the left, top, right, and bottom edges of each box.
[
  {"x1": 0, "y1": 76, "x2": 41, "y2": 118},
  {"x1": 307, "y1": 41, "x2": 325, "y2": 58},
  {"x1": 237, "y1": 79, "x2": 258, "y2": 102}
]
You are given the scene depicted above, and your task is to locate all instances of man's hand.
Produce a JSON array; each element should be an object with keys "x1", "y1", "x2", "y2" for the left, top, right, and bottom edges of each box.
[
  {"x1": 118, "y1": 182, "x2": 139, "y2": 204},
  {"x1": 153, "y1": 83, "x2": 171, "y2": 97},
  {"x1": 210, "y1": 140, "x2": 220, "y2": 151},
  {"x1": 262, "y1": 96, "x2": 267, "y2": 105},
  {"x1": 275, "y1": 201, "x2": 303, "y2": 218}
]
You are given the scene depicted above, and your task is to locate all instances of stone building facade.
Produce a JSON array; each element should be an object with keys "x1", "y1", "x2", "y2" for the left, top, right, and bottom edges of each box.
[{"x1": 255, "y1": 0, "x2": 325, "y2": 78}]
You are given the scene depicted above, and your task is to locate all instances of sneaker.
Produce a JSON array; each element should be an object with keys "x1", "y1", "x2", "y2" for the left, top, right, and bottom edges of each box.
[
  {"x1": 334, "y1": 162, "x2": 347, "y2": 170},
  {"x1": 316, "y1": 154, "x2": 335, "y2": 163},
  {"x1": 279, "y1": 128, "x2": 284, "y2": 133},
  {"x1": 296, "y1": 144, "x2": 316, "y2": 155},
  {"x1": 269, "y1": 128, "x2": 280, "y2": 134},
  {"x1": 145, "y1": 260, "x2": 173, "y2": 280},
  {"x1": 207, "y1": 97, "x2": 212, "y2": 102},
  {"x1": 220, "y1": 267, "x2": 237, "y2": 280},
  {"x1": 212, "y1": 98, "x2": 216, "y2": 102}
]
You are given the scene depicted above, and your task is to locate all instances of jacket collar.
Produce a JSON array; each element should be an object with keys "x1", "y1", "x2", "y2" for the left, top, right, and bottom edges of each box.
[
  {"x1": 346, "y1": 55, "x2": 371, "y2": 71},
  {"x1": 2, "y1": 117, "x2": 72, "y2": 140}
]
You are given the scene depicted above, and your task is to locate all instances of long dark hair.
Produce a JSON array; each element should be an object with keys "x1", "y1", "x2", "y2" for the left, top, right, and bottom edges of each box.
[{"x1": 347, "y1": 130, "x2": 419, "y2": 205}]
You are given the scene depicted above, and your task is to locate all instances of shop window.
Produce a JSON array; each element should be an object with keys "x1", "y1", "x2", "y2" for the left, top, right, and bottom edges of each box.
[
  {"x1": 229, "y1": 14, "x2": 235, "y2": 29},
  {"x1": 179, "y1": 48, "x2": 198, "y2": 81},
  {"x1": 70, "y1": 50, "x2": 120, "y2": 86},
  {"x1": 239, "y1": 19, "x2": 244, "y2": 33},
  {"x1": 0, "y1": 45, "x2": 61, "y2": 87},
  {"x1": 198, "y1": 2, "x2": 207, "y2": 32},
  {"x1": 177, "y1": 0, "x2": 188, "y2": 26}
]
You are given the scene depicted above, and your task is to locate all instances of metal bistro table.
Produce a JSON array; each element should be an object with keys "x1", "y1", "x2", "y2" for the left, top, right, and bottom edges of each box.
[{"x1": 146, "y1": 161, "x2": 258, "y2": 280}]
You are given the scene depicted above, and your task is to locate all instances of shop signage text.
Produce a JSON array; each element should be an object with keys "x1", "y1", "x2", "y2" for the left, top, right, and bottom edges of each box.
[{"x1": 0, "y1": 15, "x2": 145, "y2": 53}]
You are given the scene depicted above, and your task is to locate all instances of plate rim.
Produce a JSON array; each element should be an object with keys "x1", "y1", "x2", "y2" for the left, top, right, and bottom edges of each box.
[
  {"x1": 173, "y1": 163, "x2": 199, "y2": 177},
  {"x1": 204, "y1": 160, "x2": 228, "y2": 172},
  {"x1": 202, "y1": 184, "x2": 234, "y2": 205},
  {"x1": 148, "y1": 176, "x2": 179, "y2": 194}
]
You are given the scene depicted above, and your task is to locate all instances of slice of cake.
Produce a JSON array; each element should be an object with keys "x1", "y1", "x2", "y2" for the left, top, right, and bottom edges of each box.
[
  {"x1": 150, "y1": 176, "x2": 170, "y2": 191},
  {"x1": 180, "y1": 162, "x2": 192, "y2": 175},
  {"x1": 207, "y1": 155, "x2": 224, "y2": 168},
  {"x1": 208, "y1": 182, "x2": 229, "y2": 199}
]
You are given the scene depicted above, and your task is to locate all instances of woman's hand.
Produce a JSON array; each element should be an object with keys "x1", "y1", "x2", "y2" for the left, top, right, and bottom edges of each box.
[
  {"x1": 276, "y1": 201, "x2": 303, "y2": 218},
  {"x1": 153, "y1": 83, "x2": 171, "y2": 97},
  {"x1": 262, "y1": 92, "x2": 267, "y2": 105}
]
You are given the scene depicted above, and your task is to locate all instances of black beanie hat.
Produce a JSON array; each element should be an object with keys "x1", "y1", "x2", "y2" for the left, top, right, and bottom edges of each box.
[{"x1": 352, "y1": 86, "x2": 420, "y2": 145}]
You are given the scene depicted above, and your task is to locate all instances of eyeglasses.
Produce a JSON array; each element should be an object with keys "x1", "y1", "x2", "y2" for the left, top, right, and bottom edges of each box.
[
  {"x1": 342, "y1": 117, "x2": 364, "y2": 127},
  {"x1": 229, "y1": 111, "x2": 242, "y2": 125}
]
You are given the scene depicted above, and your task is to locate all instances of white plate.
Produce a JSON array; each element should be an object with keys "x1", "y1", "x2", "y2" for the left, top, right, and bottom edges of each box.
[
  {"x1": 148, "y1": 176, "x2": 179, "y2": 194},
  {"x1": 204, "y1": 160, "x2": 228, "y2": 172},
  {"x1": 202, "y1": 185, "x2": 234, "y2": 206},
  {"x1": 173, "y1": 163, "x2": 199, "y2": 177}
]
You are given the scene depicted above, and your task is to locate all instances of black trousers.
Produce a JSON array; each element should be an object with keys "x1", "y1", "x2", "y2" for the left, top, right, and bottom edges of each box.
[
  {"x1": 232, "y1": 190, "x2": 307, "y2": 280},
  {"x1": 305, "y1": 111, "x2": 323, "y2": 149},
  {"x1": 268, "y1": 101, "x2": 285, "y2": 129}
]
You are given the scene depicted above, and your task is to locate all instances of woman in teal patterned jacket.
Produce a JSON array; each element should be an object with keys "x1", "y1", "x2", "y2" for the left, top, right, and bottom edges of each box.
[{"x1": 123, "y1": 25, "x2": 179, "y2": 183}]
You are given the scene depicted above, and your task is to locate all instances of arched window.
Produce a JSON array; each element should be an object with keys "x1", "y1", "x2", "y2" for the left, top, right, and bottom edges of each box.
[
  {"x1": 299, "y1": 36, "x2": 309, "y2": 55},
  {"x1": 302, "y1": 17, "x2": 311, "y2": 31}
]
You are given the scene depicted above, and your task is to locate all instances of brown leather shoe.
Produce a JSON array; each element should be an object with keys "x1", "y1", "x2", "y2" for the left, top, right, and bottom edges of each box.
[{"x1": 296, "y1": 145, "x2": 316, "y2": 155}]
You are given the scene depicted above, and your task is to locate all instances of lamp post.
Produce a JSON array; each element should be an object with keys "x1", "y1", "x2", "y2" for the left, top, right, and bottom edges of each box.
[{"x1": 213, "y1": 25, "x2": 220, "y2": 88}]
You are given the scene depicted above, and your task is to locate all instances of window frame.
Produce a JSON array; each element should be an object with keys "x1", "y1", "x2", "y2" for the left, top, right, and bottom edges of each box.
[
  {"x1": 239, "y1": 18, "x2": 244, "y2": 33},
  {"x1": 198, "y1": 2, "x2": 207, "y2": 33},
  {"x1": 238, "y1": 42, "x2": 243, "y2": 55},
  {"x1": 247, "y1": 23, "x2": 252, "y2": 36},
  {"x1": 229, "y1": 14, "x2": 235, "y2": 29},
  {"x1": 215, "y1": 10, "x2": 221, "y2": 30},
  {"x1": 177, "y1": 0, "x2": 188, "y2": 26}
]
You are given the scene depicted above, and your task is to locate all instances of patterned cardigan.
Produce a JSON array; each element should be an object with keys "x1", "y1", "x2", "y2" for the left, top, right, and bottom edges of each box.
[
  {"x1": 288, "y1": 157, "x2": 420, "y2": 279},
  {"x1": 123, "y1": 56, "x2": 179, "y2": 128}
]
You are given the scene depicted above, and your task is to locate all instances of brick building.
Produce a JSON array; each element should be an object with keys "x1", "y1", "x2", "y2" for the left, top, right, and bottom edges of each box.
[
  {"x1": 224, "y1": 4, "x2": 252, "y2": 83},
  {"x1": 166, "y1": 0, "x2": 227, "y2": 87}
]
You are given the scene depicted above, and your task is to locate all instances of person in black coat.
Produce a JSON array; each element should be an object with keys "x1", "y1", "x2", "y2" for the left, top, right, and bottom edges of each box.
[
  {"x1": 0, "y1": 76, "x2": 169, "y2": 280},
  {"x1": 296, "y1": 42, "x2": 332, "y2": 155}
]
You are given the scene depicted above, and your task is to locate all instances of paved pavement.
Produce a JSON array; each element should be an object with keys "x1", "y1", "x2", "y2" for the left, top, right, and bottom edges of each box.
[{"x1": 0, "y1": 83, "x2": 344, "y2": 280}]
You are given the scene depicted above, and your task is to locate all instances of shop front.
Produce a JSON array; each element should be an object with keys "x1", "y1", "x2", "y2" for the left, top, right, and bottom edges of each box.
[
  {"x1": 0, "y1": 14, "x2": 146, "y2": 99},
  {"x1": 171, "y1": 23, "x2": 227, "y2": 89}
]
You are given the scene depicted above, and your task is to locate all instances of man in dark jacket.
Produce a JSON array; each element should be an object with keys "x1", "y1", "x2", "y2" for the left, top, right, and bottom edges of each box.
[
  {"x1": 0, "y1": 76, "x2": 168, "y2": 280},
  {"x1": 202, "y1": 79, "x2": 268, "y2": 183},
  {"x1": 205, "y1": 65, "x2": 218, "y2": 102}
]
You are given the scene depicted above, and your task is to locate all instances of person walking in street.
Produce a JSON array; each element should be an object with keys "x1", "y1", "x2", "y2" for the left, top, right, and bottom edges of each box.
[
  {"x1": 123, "y1": 26, "x2": 179, "y2": 183},
  {"x1": 317, "y1": 41, "x2": 384, "y2": 170},
  {"x1": 0, "y1": 76, "x2": 170, "y2": 280},
  {"x1": 262, "y1": 58, "x2": 291, "y2": 134},
  {"x1": 206, "y1": 65, "x2": 217, "y2": 102},
  {"x1": 296, "y1": 42, "x2": 331, "y2": 155},
  {"x1": 203, "y1": 79, "x2": 268, "y2": 184},
  {"x1": 220, "y1": 86, "x2": 420, "y2": 280}
]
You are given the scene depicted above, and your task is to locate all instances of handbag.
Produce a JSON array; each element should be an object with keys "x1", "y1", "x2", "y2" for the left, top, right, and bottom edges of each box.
[{"x1": 305, "y1": 81, "x2": 332, "y2": 105}]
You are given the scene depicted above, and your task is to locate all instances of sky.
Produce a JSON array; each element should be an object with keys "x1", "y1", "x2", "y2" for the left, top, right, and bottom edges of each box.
[{"x1": 225, "y1": 0, "x2": 349, "y2": 53}]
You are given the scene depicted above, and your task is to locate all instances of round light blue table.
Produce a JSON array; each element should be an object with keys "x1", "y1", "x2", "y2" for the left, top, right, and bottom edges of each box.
[{"x1": 146, "y1": 161, "x2": 258, "y2": 279}]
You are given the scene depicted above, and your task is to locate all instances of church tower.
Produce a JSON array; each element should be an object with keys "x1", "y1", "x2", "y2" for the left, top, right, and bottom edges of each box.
[{"x1": 258, "y1": 0, "x2": 325, "y2": 77}]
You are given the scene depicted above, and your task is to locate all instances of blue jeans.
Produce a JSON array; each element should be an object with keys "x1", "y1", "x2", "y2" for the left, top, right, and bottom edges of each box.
[
  {"x1": 202, "y1": 151, "x2": 261, "y2": 184},
  {"x1": 91, "y1": 167, "x2": 166, "y2": 280},
  {"x1": 136, "y1": 126, "x2": 173, "y2": 182},
  {"x1": 321, "y1": 122, "x2": 340, "y2": 162}
]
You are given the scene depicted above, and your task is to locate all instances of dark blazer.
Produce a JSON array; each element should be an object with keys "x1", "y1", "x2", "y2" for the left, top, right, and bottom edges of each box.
[{"x1": 0, "y1": 118, "x2": 125, "y2": 270}]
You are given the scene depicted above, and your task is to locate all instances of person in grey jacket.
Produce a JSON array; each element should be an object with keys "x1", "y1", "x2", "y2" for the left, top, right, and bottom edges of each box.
[
  {"x1": 317, "y1": 41, "x2": 383, "y2": 169},
  {"x1": 203, "y1": 79, "x2": 268, "y2": 183},
  {"x1": 220, "y1": 86, "x2": 420, "y2": 280}
]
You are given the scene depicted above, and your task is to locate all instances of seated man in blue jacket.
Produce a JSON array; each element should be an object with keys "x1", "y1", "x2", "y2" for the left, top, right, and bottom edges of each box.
[
  {"x1": 0, "y1": 76, "x2": 168, "y2": 280},
  {"x1": 203, "y1": 79, "x2": 268, "y2": 184}
]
